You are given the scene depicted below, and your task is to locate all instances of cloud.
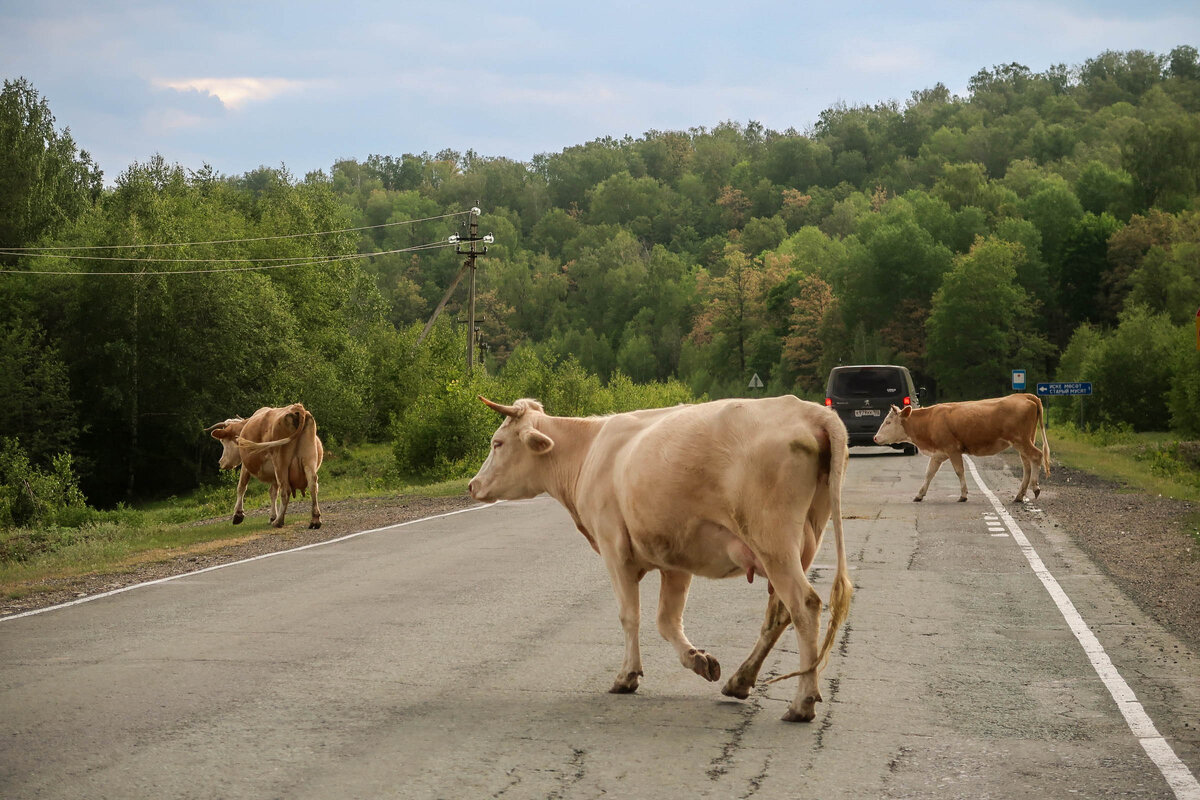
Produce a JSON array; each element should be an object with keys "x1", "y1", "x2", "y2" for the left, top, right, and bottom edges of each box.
[{"x1": 154, "y1": 77, "x2": 317, "y2": 110}]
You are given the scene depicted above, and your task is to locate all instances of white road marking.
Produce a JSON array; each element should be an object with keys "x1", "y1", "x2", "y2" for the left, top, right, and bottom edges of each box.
[
  {"x1": 966, "y1": 456, "x2": 1200, "y2": 799},
  {"x1": 0, "y1": 503, "x2": 498, "y2": 623}
]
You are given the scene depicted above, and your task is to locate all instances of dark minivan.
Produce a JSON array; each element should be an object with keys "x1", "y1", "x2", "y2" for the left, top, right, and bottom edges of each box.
[{"x1": 825, "y1": 365, "x2": 920, "y2": 453}]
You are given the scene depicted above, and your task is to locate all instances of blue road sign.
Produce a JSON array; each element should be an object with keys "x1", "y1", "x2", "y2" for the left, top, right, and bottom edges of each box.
[
  {"x1": 1012, "y1": 369, "x2": 1026, "y2": 391},
  {"x1": 1037, "y1": 382, "x2": 1093, "y2": 396}
]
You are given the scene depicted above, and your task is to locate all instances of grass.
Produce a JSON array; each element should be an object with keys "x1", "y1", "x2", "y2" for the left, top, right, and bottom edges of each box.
[
  {"x1": 1046, "y1": 423, "x2": 1200, "y2": 504},
  {"x1": 0, "y1": 442, "x2": 469, "y2": 600},
  {"x1": 7, "y1": 430, "x2": 1200, "y2": 602}
]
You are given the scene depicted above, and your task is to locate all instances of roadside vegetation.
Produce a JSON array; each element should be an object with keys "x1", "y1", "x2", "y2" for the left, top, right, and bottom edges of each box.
[{"x1": 3, "y1": 45, "x2": 1200, "y2": 595}]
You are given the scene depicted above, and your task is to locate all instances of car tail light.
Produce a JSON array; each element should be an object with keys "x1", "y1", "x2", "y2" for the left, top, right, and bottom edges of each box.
[
  {"x1": 825, "y1": 397, "x2": 832, "y2": 407},
  {"x1": 903, "y1": 396, "x2": 911, "y2": 406}
]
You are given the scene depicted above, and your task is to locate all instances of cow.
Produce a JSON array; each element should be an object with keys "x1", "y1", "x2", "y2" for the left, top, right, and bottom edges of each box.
[
  {"x1": 872, "y1": 392, "x2": 1050, "y2": 503},
  {"x1": 204, "y1": 403, "x2": 323, "y2": 529},
  {"x1": 468, "y1": 395, "x2": 853, "y2": 723}
]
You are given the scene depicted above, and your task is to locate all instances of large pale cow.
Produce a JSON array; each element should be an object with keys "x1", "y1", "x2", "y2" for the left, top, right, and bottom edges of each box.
[
  {"x1": 873, "y1": 393, "x2": 1050, "y2": 503},
  {"x1": 205, "y1": 403, "x2": 323, "y2": 529},
  {"x1": 468, "y1": 395, "x2": 853, "y2": 723}
]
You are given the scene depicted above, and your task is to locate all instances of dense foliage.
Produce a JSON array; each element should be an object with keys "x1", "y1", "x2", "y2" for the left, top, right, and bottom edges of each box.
[{"x1": 3, "y1": 45, "x2": 1200, "y2": 509}]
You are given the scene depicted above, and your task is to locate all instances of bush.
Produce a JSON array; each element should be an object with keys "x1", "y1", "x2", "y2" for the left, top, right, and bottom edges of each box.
[
  {"x1": 1061, "y1": 307, "x2": 1181, "y2": 431},
  {"x1": 389, "y1": 348, "x2": 699, "y2": 481},
  {"x1": 391, "y1": 376, "x2": 504, "y2": 480},
  {"x1": 1169, "y1": 346, "x2": 1200, "y2": 437},
  {"x1": 0, "y1": 438, "x2": 93, "y2": 529}
]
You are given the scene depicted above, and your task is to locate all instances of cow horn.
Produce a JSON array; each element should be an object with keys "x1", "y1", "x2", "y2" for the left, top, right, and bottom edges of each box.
[
  {"x1": 479, "y1": 396, "x2": 519, "y2": 417},
  {"x1": 203, "y1": 421, "x2": 226, "y2": 433}
]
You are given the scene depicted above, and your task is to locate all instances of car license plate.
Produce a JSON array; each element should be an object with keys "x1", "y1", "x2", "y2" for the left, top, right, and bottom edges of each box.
[{"x1": 854, "y1": 409, "x2": 880, "y2": 417}]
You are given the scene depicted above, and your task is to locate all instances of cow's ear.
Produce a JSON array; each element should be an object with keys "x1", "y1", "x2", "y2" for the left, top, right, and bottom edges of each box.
[
  {"x1": 900, "y1": 406, "x2": 913, "y2": 418},
  {"x1": 890, "y1": 405, "x2": 901, "y2": 414},
  {"x1": 521, "y1": 428, "x2": 555, "y2": 455},
  {"x1": 212, "y1": 427, "x2": 234, "y2": 440}
]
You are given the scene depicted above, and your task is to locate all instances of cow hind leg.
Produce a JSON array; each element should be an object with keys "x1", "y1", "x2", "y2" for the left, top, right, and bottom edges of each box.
[
  {"x1": 1014, "y1": 447, "x2": 1034, "y2": 503},
  {"x1": 723, "y1": 593, "x2": 790, "y2": 700},
  {"x1": 272, "y1": 456, "x2": 291, "y2": 528},
  {"x1": 657, "y1": 570, "x2": 720, "y2": 682},
  {"x1": 948, "y1": 453, "x2": 969, "y2": 501},
  {"x1": 306, "y1": 463, "x2": 321, "y2": 529},
  {"x1": 766, "y1": 564, "x2": 824, "y2": 722},
  {"x1": 232, "y1": 468, "x2": 251, "y2": 525},
  {"x1": 268, "y1": 483, "x2": 279, "y2": 523}
]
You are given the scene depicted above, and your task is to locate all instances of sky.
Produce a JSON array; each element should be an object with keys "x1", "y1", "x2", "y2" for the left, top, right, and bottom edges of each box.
[{"x1": 3, "y1": 0, "x2": 1199, "y2": 184}]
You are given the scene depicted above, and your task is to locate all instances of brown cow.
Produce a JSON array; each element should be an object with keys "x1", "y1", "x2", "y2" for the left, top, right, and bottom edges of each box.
[
  {"x1": 468, "y1": 396, "x2": 853, "y2": 723},
  {"x1": 205, "y1": 403, "x2": 323, "y2": 529},
  {"x1": 872, "y1": 393, "x2": 1050, "y2": 503}
]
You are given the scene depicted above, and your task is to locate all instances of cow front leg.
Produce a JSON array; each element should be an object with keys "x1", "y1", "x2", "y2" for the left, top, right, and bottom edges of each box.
[
  {"x1": 914, "y1": 455, "x2": 946, "y2": 502},
  {"x1": 948, "y1": 452, "x2": 968, "y2": 501},
  {"x1": 602, "y1": 555, "x2": 645, "y2": 694},
  {"x1": 657, "y1": 570, "x2": 720, "y2": 682},
  {"x1": 232, "y1": 467, "x2": 252, "y2": 524},
  {"x1": 723, "y1": 592, "x2": 790, "y2": 700}
]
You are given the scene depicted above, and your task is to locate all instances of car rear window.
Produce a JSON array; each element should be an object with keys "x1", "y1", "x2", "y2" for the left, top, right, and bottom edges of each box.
[{"x1": 830, "y1": 368, "x2": 905, "y2": 397}]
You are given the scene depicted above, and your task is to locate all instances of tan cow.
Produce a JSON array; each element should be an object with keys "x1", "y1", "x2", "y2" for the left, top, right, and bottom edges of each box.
[
  {"x1": 873, "y1": 393, "x2": 1050, "y2": 503},
  {"x1": 468, "y1": 396, "x2": 853, "y2": 723},
  {"x1": 205, "y1": 403, "x2": 323, "y2": 529}
]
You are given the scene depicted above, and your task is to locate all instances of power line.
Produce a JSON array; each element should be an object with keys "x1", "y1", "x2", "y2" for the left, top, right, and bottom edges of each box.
[
  {"x1": 0, "y1": 240, "x2": 461, "y2": 276},
  {"x1": 1, "y1": 210, "x2": 472, "y2": 253}
]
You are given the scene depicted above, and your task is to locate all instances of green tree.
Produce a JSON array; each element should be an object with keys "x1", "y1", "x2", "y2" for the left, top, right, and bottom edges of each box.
[
  {"x1": 0, "y1": 78, "x2": 101, "y2": 257},
  {"x1": 926, "y1": 237, "x2": 1051, "y2": 398}
]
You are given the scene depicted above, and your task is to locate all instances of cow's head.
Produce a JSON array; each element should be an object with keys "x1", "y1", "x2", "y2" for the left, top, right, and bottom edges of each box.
[
  {"x1": 873, "y1": 405, "x2": 912, "y2": 445},
  {"x1": 468, "y1": 397, "x2": 554, "y2": 503},
  {"x1": 206, "y1": 417, "x2": 247, "y2": 470}
]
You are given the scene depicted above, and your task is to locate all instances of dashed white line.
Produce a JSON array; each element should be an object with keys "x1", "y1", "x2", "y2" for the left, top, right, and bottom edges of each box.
[{"x1": 965, "y1": 455, "x2": 1200, "y2": 800}]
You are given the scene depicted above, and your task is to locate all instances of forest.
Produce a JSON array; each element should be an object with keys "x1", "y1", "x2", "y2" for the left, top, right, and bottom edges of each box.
[{"x1": 2, "y1": 45, "x2": 1200, "y2": 515}]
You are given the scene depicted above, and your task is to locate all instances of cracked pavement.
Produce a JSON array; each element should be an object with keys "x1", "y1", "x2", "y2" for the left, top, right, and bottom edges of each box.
[{"x1": 1, "y1": 450, "x2": 1198, "y2": 798}]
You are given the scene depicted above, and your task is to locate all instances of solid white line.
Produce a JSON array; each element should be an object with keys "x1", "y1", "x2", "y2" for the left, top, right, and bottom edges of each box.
[
  {"x1": 0, "y1": 503, "x2": 497, "y2": 623},
  {"x1": 965, "y1": 456, "x2": 1200, "y2": 800}
]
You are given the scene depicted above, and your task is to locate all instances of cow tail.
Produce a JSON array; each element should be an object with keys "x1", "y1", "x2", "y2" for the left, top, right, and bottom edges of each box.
[
  {"x1": 816, "y1": 414, "x2": 853, "y2": 672},
  {"x1": 1037, "y1": 396, "x2": 1051, "y2": 477},
  {"x1": 236, "y1": 408, "x2": 310, "y2": 454}
]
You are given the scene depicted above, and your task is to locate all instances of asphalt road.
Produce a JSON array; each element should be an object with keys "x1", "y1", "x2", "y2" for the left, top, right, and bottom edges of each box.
[{"x1": 2, "y1": 449, "x2": 1199, "y2": 799}]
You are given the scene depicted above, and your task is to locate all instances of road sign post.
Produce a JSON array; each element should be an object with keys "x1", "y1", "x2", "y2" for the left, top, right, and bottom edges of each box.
[{"x1": 1037, "y1": 382, "x2": 1093, "y2": 429}]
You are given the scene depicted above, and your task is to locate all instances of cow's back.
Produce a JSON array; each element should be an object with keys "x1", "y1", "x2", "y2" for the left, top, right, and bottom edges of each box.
[
  {"x1": 240, "y1": 405, "x2": 321, "y2": 491},
  {"x1": 591, "y1": 396, "x2": 837, "y2": 536},
  {"x1": 916, "y1": 395, "x2": 1042, "y2": 453}
]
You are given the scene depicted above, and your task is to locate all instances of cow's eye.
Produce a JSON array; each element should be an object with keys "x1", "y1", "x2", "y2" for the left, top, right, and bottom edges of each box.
[{"x1": 492, "y1": 441, "x2": 502, "y2": 449}]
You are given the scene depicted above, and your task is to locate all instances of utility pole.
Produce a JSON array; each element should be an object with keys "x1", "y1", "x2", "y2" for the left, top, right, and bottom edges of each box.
[
  {"x1": 456, "y1": 206, "x2": 491, "y2": 371},
  {"x1": 416, "y1": 206, "x2": 493, "y2": 367}
]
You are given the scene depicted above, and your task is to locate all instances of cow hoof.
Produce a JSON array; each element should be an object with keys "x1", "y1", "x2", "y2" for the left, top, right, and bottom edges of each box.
[
  {"x1": 958, "y1": 497, "x2": 968, "y2": 503},
  {"x1": 721, "y1": 680, "x2": 752, "y2": 700},
  {"x1": 232, "y1": 513, "x2": 244, "y2": 525},
  {"x1": 609, "y1": 671, "x2": 642, "y2": 694},
  {"x1": 781, "y1": 696, "x2": 819, "y2": 723},
  {"x1": 686, "y1": 648, "x2": 721, "y2": 682},
  {"x1": 309, "y1": 521, "x2": 321, "y2": 530},
  {"x1": 272, "y1": 520, "x2": 285, "y2": 529},
  {"x1": 912, "y1": 496, "x2": 923, "y2": 503},
  {"x1": 1034, "y1": 487, "x2": 1041, "y2": 499}
]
